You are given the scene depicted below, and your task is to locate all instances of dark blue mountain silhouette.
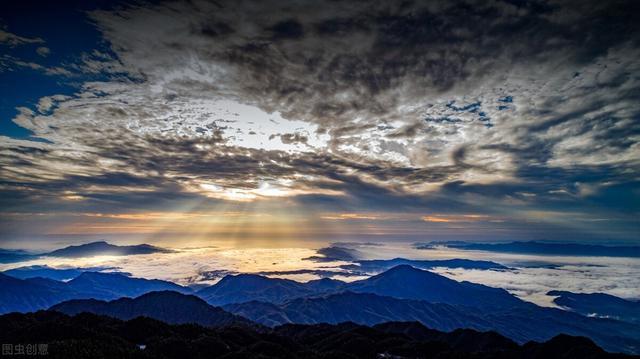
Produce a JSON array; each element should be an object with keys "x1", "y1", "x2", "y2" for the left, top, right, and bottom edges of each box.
[
  {"x1": 0, "y1": 273, "x2": 78, "y2": 313},
  {"x1": 66, "y1": 272, "x2": 191, "y2": 299},
  {"x1": 0, "y1": 271, "x2": 191, "y2": 314},
  {"x1": 344, "y1": 265, "x2": 524, "y2": 309},
  {"x1": 223, "y1": 291, "x2": 494, "y2": 329},
  {"x1": 197, "y1": 273, "x2": 313, "y2": 305},
  {"x1": 343, "y1": 258, "x2": 508, "y2": 272},
  {"x1": 304, "y1": 245, "x2": 509, "y2": 272},
  {"x1": 304, "y1": 277, "x2": 344, "y2": 292},
  {"x1": 46, "y1": 241, "x2": 173, "y2": 258},
  {"x1": 2, "y1": 265, "x2": 124, "y2": 281},
  {"x1": 0, "y1": 249, "x2": 38, "y2": 263},
  {"x1": 217, "y1": 266, "x2": 640, "y2": 354},
  {"x1": 224, "y1": 290, "x2": 640, "y2": 354},
  {"x1": 418, "y1": 241, "x2": 640, "y2": 258},
  {"x1": 51, "y1": 290, "x2": 250, "y2": 327},
  {"x1": 197, "y1": 265, "x2": 520, "y2": 308},
  {"x1": 548, "y1": 290, "x2": 640, "y2": 324}
]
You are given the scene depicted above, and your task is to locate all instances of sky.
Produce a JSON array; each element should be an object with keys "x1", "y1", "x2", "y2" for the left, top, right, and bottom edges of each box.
[{"x1": 1, "y1": 0, "x2": 639, "y2": 249}]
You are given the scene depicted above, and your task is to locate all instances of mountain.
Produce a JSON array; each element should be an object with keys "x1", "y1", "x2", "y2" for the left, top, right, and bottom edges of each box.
[
  {"x1": 224, "y1": 290, "x2": 640, "y2": 354},
  {"x1": 0, "y1": 311, "x2": 626, "y2": 358},
  {"x1": 66, "y1": 271, "x2": 192, "y2": 299},
  {"x1": 45, "y1": 241, "x2": 173, "y2": 258},
  {"x1": 51, "y1": 290, "x2": 251, "y2": 327},
  {"x1": 1, "y1": 241, "x2": 173, "y2": 263},
  {"x1": 303, "y1": 246, "x2": 359, "y2": 262},
  {"x1": 223, "y1": 300, "x2": 293, "y2": 327},
  {"x1": 0, "y1": 271, "x2": 191, "y2": 314},
  {"x1": 343, "y1": 257, "x2": 509, "y2": 272},
  {"x1": 197, "y1": 273, "x2": 314, "y2": 306},
  {"x1": 223, "y1": 291, "x2": 494, "y2": 330},
  {"x1": 520, "y1": 334, "x2": 622, "y2": 359},
  {"x1": 199, "y1": 265, "x2": 522, "y2": 309},
  {"x1": 305, "y1": 246, "x2": 509, "y2": 272},
  {"x1": 418, "y1": 240, "x2": 640, "y2": 258},
  {"x1": 3, "y1": 264, "x2": 639, "y2": 353},
  {"x1": 0, "y1": 248, "x2": 38, "y2": 263},
  {"x1": 0, "y1": 273, "x2": 77, "y2": 313},
  {"x1": 2, "y1": 265, "x2": 112, "y2": 281},
  {"x1": 549, "y1": 290, "x2": 640, "y2": 324},
  {"x1": 214, "y1": 266, "x2": 640, "y2": 353},
  {"x1": 344, "y1": 265, "x2": 525, "y2": 309},
  {"x1": 373, "y1": 321, "x2": 519, "y2": 352},
  {"x1": 304, "y1": 277, "x2": 345, "y2": 292}
]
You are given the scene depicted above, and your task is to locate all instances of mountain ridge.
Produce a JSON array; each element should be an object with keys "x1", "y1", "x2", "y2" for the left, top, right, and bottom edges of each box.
[
  {"x1": 3, "y1": 265, "x2": 640, "y2": 354},
  {"x1": 0, "y1": 271, "x2": 192, "y2": 313},
  {"x1": 418, "y1": 240, "x2": 640, "y2": 258},
  {"x1": 0, "y1": 311, "x2": 627, "y2": 358},
  {"x1": 46, "y1": 241, "x2": 173, "y2": 258},
  {"x1": 548, "y1": 290, "x2": 640, "y2": 325},
  {"x1": 51, "y1": 290, "x2": 251, "y2": 327},
  {"x1": 197, "y1": 273, "x2": 314, "y2": 306}
]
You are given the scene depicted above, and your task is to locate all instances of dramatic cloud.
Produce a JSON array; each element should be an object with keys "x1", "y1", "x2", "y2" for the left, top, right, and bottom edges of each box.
[{"x1": 0, "y1": 0, "x2": 638, "y2": 241}]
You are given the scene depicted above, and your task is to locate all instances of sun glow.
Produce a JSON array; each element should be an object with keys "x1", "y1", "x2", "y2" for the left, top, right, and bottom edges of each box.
[{"x1": 198, "y1": 180, "x2": 343, "y2": 202}]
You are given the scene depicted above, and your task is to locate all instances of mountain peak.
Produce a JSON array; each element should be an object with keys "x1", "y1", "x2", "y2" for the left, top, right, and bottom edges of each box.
[
  {"x1": 384, "y1": 264, "x2": 431, "y2": 274},
  {"x1": 87, "y1": 240, "x2": 109, "y2": 245},
  {"x1": 345, "y1": 264, "x2": 524, "y2": 309},
  {"x1": 370, "y1": 264, "x2": 445, "y2": 281},
  {"x1": 198, "y1": 273, "x2": 312, "y2": 306}
]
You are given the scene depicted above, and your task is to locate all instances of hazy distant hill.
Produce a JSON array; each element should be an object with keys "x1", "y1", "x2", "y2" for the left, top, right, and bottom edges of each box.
[
  {"x1": 418, "y1": 240, "x2": 640, "y2": 258},
  {"x1": 1, "y1": 241, "x2": 174, "y2": 264},
  {"x1": 0, "y1": 249, "x2": 38, "y2": 264},
  {"x1": 3, "y1": 265, "x2": 116, "y2": 281},
  {"x1": 66, "y1": 272, "x2": 191, "y2": 299},
  {"x1": 549, "y1": 290, "x2": 640, "y2": 325},
  {"x1": 46, "y1": 241, "x2": 173, "y2": 258},
  {"x1": 0, "y1": 311, "x2": 626, "y2": 358},
  {"x1": 343, "y1": 257, "x2": 509, "y2": 272},
  {"x1": 0, "y1": 272, "x2": 191, "y2": 313},
  {"x1": 0, "y1": 273, "x2": 77, "y2": 314}
]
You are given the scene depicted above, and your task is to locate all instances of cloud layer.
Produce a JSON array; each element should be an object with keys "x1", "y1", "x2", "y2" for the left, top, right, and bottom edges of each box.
[{"x1": 0, "y1": 0, "x2": 639, "y2": 241}]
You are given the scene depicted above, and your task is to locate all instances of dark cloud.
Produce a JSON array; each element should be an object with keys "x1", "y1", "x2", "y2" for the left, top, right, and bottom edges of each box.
[{"x1": 269, "y1": 19, "x2": 304, "y2": 40}]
